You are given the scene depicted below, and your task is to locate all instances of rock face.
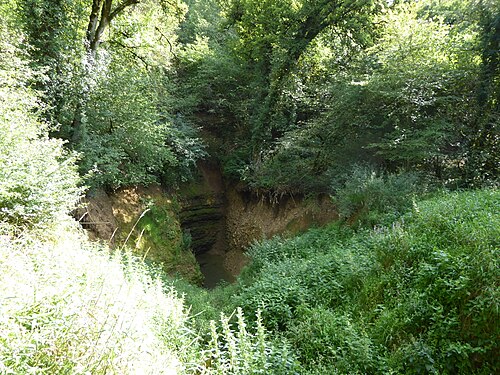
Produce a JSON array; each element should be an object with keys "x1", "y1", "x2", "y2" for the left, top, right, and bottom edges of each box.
[
  {"x1": 223, "y1": 186, "x2": 338, "y2": 275},
  {"x1": 74, "y1": 185, "x2": 202, "y2": 284},
  {"x1": 225, "y1": 188, "x2": 338, "y2": 251},
  {"x1": 179, "y1": 161, "x2": 339, "y2": 279},
  {"x1": 77, "y1": 160, "x2": 339, "y2": 285},
  {"x1": 178, "y1": 161, "x2": 228, "y2": 255},
  {"x1": 74, "y1": 188, "x2": 118, "y2": 242}
]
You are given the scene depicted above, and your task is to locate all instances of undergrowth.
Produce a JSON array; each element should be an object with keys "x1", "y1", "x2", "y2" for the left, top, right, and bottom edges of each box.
[
  {"x1": 223, "y1": 189, "x2": 499, "y2": 374},
  {"x1": 0, "y1": 221, "x2": 191, "y2": 374},
  {"x1": 0, "y1": 220, "x2": 298, "y2": 374}
]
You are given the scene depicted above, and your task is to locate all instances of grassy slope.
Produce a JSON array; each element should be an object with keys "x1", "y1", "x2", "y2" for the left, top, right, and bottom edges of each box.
[
  {"x1": 0, "y1": 219, "x2": 298, "y2": 374},
  {"x1": 0, "y1": 189, "x2": 497, "y2": 374},
  {"x1": 219, "y1": 189, "x2": 499, "y2": 374},
  {"x1": 0, "y1": 221, "x2": 196, "y2": 374}
]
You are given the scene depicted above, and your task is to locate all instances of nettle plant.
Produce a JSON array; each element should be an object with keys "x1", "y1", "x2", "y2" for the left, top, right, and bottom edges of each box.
[{"x1": 204, "y1": 307, "x2": 299, "y2": 374}]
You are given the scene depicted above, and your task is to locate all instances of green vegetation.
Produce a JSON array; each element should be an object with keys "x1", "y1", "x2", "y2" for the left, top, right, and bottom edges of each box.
[
  {"x1": 1, "y1": 0, "x2": 498, "y2": 373},
  {"x1": 331, "y1": 165, "x2": 425, "y2": 225},
  {"x1": 0, "y1": 15, "x2": 82, "y2": 231},
  {"x1": 220, "y1": 189, "x2": 500, "y2": 373},
  {"x1": 133, "y1": 196, "x2": 203, "y2": 283},
  {"x1": 4, "y1": 0, "x2": 498, "y2": 193},
  {"x1": 0, "y1": 222, "x2": 299, "y2": 374},
  {"x1": 15, "y1": 0, "x2": 205, "y2": 190},
  {"x1": 0, "y1": 4, "x2": 295, "y2": 371},
  {"x1": 177, "y1": 0, "x2": 499, "y2": 192}
]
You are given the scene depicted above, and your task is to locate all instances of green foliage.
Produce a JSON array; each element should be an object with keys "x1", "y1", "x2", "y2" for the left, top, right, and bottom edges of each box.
[
  {"x1": 464, "y1": 0, "x2": 500, "y2": 186},
  {"x1": 332, "y1": 165, "x2": 425, "y2": 225},
  {"x1": 242, "y1": 223, "x2": 353, "y2": 278},
  {"x1": 16, "y1": 0, "x2": 87, "y2": 129},
  {"x1": 173, "y1": 0, "x2": 385, "y2": 188},
  {"x1": 12, "y1": 0, "x2": 205, "y2": 190},
  {"x1": 0, "y1": 224, "x2": 194, "y2": 374},
  {"x1": 367, "y1": 190, "x2": 500, "y2": 373},
  {"x1": 8, "y1": 0, "x2": 498, "y2": 194},
  {"x1": 236, "y1": 233, "x2": 372, "y2": 330},
  {"x1": 71, "y1": 1, "x2": 206, "y2": 190},
  {"x1": 178, "y1": 0, "x2": 224, "y2": 44},
  {"x1": 0, "y1": 22, "x2": 82, "y2": 230},
  {"x1": 187, "y1": 0, "x2": 496, "y2": 192},
  {"x1": 205, "y1": 308, "x2": 299, "y2": 374},
  {"x1": 81, "y1": 62, "x2": 178, "y2": 188},
  {"x1": 0, "y1": 218, "x2": 300, "y2": 374},
  {"x1": 228, "y1": 189, "x2": 499, "y2": 373},
  {"x1": 290, "y1": 307, "x2": 378, "y2": 373},
  {"x1": 363, "y1": 2, "x2": 480, "y2": 170}
]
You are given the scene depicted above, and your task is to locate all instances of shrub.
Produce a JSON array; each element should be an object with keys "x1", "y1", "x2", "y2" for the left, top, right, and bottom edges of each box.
[
  {"x1": 0, "y1": 24, "x2": 82, "y2": 230},
  {"x1": 332, "y1": 165, "x2": 424, "y2": 225},
  {"x1": 81, "y1": 63, "x2": 178, "y2": 188},
  {"x1": 231, "y1": 189, "x2": 499, "y2": 373},
  {"x1": 79, "y1": 55, "x2": 205, "y2": 190},
  {"x1": 366, "y1": 190, "x2": 500, "y2": 373},
  {"x1": 236, "y1": 236, "x2": 372, "y2": 330},
  {"x1": 235, "y1": 259, "x2": 309, "y2": 330},
  {"x1": 289, "y1": 307, "x2": 379, "y2": 374},
  {"x1": 243, "y1": 223, "x2": 353, "y2": 279},
  {"x1": 204, "y1": 308, "x2": 300, "y2": 374},
  {"x1": 386, "y1": 190, "x2": 498, "y2": 373}
]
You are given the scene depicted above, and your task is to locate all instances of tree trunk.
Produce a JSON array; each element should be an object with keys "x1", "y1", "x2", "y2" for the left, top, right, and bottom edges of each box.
[{"x1": 71, "y1": 0, "x2": 140, "y2": 143}]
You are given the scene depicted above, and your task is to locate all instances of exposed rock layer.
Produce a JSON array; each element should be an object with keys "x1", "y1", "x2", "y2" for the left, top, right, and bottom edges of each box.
[{"x1": 77, "y1": 164, "x2": 338, "y2": 284}]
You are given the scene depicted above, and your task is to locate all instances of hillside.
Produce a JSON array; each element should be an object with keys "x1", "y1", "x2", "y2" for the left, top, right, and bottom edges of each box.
[{"x1": 1, "y1": 0, "x2": 498, "y2": 373}]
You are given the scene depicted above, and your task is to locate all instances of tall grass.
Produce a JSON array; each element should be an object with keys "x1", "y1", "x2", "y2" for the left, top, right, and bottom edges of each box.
[
  {"x1": 0, "y1": 218, "x2": 299, "y2": 374},
  {"x1": 0, "y1": 220, "x2": 196, "y2": 374}
]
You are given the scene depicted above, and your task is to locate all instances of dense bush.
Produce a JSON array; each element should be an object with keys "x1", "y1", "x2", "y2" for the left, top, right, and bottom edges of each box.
[
  {"x1": 331, "y1": 165, "x2": 425, "y2": 225},
  {"x1": 289, "y1": 307, "x2": 378, "y2": 373},
  {"x1": 80, "y1": 55, "x2": 205, "y2": 189},
  {"x1": 235, "y1": 229, "x2": 373, "y2": 330},
  {"x1": 229, "y1": 189, "x2": 499, "y2": 373},
  {"x1": 0, "y1": 23, "x2": 82, "y2": 230}
]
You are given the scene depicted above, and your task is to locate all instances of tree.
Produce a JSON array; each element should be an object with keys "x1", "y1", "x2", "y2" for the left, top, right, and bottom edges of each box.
[
  {"x1": 73, "y1": 0, "x2": 205, "y2": 189},
  {"x1": 0, "y1": 10, "x2": 82, "y2": 230},
  {"x1": 16, "y1": 0, "x2": 86, "y2": 131},
  {"x1": 238, "y1": 0, "x2": 492, "y2": 192},
  {"x1": 86, "y1": 0, "x2": 140, "y2": 57},
  {"x1": 468, "y1": 0, "x2": 500, "y2": 184},
  {"x1": 72, "y1": 0, "x2": 150, "y2": 143},
  {"x1": 223, "y1": 0, "x2": 383, "y2": 147},
  {"x1": 15, "y1": 0, "x2": 204, "y2": 190}
]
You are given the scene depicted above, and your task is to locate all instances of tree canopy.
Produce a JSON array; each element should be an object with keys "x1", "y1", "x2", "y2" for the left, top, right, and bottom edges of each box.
[
  {"x1": 2, "y1": 0, "x2": 498, "y2": 190},
  {"x1": 171, "y1": 0, "x2": 499, "y2": 193}
]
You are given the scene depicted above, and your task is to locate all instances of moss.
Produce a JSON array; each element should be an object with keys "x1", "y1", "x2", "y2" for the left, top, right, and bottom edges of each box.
[
  {"x1": 140, "y1": 201, "x2": 202, "y2": 284},
  {"x1": 114, "y1": 190, "x2": 203, "y2": 285},
  {"x1": 180, "y1": 181, "x2": 213, "y2": 199}
]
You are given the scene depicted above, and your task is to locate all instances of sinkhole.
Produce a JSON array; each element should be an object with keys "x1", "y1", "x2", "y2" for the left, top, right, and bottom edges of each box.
[{"x1": 179, "y1": 161, "x2": 235, "y2": 288}]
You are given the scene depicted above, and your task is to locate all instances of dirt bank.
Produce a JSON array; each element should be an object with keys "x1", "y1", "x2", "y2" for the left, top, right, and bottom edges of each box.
[
  {"x1": 75, "y1": 185, "x2": 202, "y2": 283},
  {"x1": 223, "y1": 185, "x2": 338, "y2": 276}
]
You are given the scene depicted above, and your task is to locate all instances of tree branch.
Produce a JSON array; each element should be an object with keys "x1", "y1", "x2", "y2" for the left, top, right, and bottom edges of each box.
[
  {"x1": 155, "y1": 26, "x2": 176, "y2": 57},
  {"x1": 110, "y1": 0, "x2": 140, "y2": 21},
  {"x1": 87, "y1": 0, "x2": 104, "y2": 48},
  {"x1": 111, "y1": 37, "x2": 150, "y2": 68}
]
